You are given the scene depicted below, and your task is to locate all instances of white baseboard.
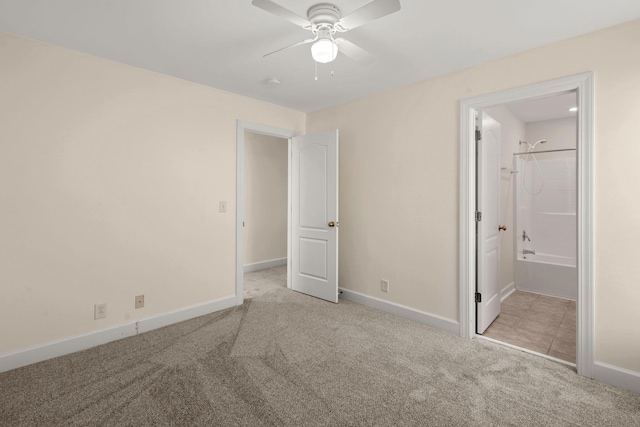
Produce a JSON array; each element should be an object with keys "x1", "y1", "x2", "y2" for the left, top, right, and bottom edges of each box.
[
  {"x1": 339, "y1": 288, "x2": 459, "y2": 335},
  {"x1": 244, "y1": 257, "x2": 287, "y2": 273},
  {"x1": 592, "y1": 361, "x2": 640, "y2": 395},
  {"x1": 0, "y1": 295, "x2": 237, "y2": 374},
  {"x1": 500, "y1": 282, "x2": 516, "y2": 302}
]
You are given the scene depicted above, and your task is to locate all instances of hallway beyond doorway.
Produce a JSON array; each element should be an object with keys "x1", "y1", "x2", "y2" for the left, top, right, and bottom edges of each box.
[{"x1": 243, "y1": 265, "x2": 287, "y2": 299}]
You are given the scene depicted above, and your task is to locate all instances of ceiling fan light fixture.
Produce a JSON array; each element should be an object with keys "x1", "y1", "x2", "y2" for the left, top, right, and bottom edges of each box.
[{"x1": 311, "y1": 38, "x2": 338, "y2": 63}]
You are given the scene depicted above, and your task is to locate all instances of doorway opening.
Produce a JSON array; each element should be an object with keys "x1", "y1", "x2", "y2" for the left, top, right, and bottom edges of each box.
[
  {"x1": 236, "y1": 122, "x2": 340, "y2": 305},
  {"x1": 236, "y1": 121, "x2": 295, "y2": 306},
  {"x1": 480, "y1": 92, "x2": 578, "y2": 363},
  {"x1": 242, "y1": 130, "x2": 289, "y2": 299},
  {"x1": 459, "y1": 73, "x2": 594, "y2": 379}
]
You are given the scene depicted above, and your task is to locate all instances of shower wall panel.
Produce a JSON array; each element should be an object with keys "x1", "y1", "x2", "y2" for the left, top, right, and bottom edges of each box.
[{"x1": 515, "y1": 116, "x2": 577, "y2": 298}]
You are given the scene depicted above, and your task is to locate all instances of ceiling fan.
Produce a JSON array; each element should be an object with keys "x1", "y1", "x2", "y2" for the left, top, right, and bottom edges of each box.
[{"x1": 252, "y1": 0, "x2": 401, "y2": 65}]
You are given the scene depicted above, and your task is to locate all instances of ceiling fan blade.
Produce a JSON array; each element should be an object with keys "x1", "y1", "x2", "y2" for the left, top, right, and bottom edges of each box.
[
  {"x1": 251, "y1": 0, "x2": 310, "y2": 27},
  {"x1": 264, "y1": 37, "x2": 317, "y2": 57},
  {"x1": 335, "y1": 39, "x2": 376, "y2": 65},
  {"x1": 338, "y1": 0, "x2": 401, "y2": 31}
]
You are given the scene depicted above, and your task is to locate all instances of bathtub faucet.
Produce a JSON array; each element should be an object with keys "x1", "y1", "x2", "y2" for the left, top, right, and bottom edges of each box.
[
  {"x1": 522, "y1": 230, "x2": 531, "y2": 242},
  {"x1": 523, "y1": 249, "x2": 536, "y2": 255}
]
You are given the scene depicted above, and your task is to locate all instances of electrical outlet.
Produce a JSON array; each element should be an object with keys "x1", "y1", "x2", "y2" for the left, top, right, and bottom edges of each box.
[
  {"x1": 94, "y1": 303, "x2": 107, "y2": 319},
  {"x1": 381, "y1": 279, "x2": 390, "y2": 293},
  {"x1": 219, "y1": 201, "x2": 227, "y2": 213},
  {"x1": 135, "y1": 294, "x2": 144, "y2": 309}
]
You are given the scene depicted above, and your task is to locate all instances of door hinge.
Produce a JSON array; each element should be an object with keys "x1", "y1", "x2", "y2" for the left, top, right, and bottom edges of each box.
[
  {"x1": 475, "y1": 211, "x2": 482, "y2": 222},
  {"x1": 475, "y1": 129, "x2": 482, "y2": 142},
  {"x1": 475, "y1": 292, "x2": 482, "y2": 303}
]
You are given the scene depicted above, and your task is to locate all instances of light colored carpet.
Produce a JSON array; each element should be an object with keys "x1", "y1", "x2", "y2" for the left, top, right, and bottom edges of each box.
[
  {"x1": 1, "y1": 266, "x2": 638, "y2": 426},
  {"x1": 243, "y1": 265, "x2": 287, "y2": 299}
]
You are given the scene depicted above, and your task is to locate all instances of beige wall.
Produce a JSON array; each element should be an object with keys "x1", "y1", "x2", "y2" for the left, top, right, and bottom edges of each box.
[
  {"x1": 3, "y1": 19, "x2": 640, "y2": 376},
  {"x1": 307, "y1": 19, "x2": 640, "y2": 372},
  {"x1": 243, "y1": 132, "x2": 288, "y2": 265},
  {"x1": 0, "y1": 32, "x2": 304, "y2": 355},
  {"x1": 483, "y1": 106, "x2": 526, "y2": 293}
]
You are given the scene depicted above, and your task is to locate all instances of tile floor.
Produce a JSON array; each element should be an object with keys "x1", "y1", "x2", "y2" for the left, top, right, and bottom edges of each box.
[{"x1": 481, "y1": 290, "x2": 576, "y2": 363}]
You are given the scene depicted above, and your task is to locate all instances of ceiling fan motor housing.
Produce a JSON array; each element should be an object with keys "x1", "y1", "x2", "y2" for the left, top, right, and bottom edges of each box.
[
  {"x1": 251, "y1": 0, "x2": 395, "y2": 65},
  {"x1": 307, "y1": 3, "x2": 341, "y2": 27}
]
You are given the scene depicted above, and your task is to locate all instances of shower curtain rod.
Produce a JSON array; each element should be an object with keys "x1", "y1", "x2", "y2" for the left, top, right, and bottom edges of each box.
[{"x1": 512, "y1": 148, "x2": 576, "y2": 156}]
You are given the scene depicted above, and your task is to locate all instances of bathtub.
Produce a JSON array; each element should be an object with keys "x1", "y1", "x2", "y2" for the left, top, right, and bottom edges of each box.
[{"x1": 515, "y1": 253, "x2": 577, "y2": 300}]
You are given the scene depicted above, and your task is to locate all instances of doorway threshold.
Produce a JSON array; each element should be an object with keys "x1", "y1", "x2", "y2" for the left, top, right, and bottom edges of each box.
[{"x1": 476, "y1": 335, "x2": 576, "y2": 368}]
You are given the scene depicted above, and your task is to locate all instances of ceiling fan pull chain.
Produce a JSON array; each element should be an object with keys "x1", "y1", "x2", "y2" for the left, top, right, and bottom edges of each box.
[
  {"x1": 315, "y1": 60, "x2": 318, "y2": 81},
  {"x1": 331, "y1": 42, "x2": 335, "y2": 76}
]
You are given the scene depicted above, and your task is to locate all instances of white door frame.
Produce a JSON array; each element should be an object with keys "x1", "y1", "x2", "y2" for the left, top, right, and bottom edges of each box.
[
  {"x1": 459, "y1": 72, "x2": 595, "y2": 378},
  {"x1": 236, "y1": 120, "x2": 296, "y2": 306}
]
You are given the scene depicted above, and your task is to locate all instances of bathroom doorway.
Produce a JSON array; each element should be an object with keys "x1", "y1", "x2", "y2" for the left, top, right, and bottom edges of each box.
[
  {"x1": 480, "y1": 92, "x2": 577, "y2": 363},
  {"x1": 459, "y1": 73, "x2": 594, "y2": 378}
]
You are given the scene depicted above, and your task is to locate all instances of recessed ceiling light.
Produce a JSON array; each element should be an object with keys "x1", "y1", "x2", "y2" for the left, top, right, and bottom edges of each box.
[{"x1": 568, "y1": 107, "x2": 578, "y2": 112}]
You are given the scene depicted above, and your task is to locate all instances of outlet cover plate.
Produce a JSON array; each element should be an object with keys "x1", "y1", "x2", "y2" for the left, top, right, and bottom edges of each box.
[
  {"x1": 381, "y1": 279, "x2": 390, "y2": 293},
  {"x1": 94, "y1": 303, "x2": 107, "y2": 319},
  {"x1": 135, "y1": 294, "x2": 144, "y2": 309}
]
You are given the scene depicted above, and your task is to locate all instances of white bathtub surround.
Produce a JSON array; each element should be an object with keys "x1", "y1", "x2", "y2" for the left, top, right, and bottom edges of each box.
[
  {"x1": 517, "y1": 152, "x2": 576, "y2": 259},
  {"x1": 515, "y1": 258, "x2": 577, "y2": 300},
  {"x1": 515, "y1": 149, "x2": 577, "y2": 299}
]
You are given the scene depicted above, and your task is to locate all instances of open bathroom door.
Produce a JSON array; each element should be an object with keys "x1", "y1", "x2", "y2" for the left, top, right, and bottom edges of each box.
[
  {"x1": 291, "y1": 129, "x2": 339, "y2": 303},
  {"x1": 476, "y1": 112, "x2": 501, "y2": 334}
]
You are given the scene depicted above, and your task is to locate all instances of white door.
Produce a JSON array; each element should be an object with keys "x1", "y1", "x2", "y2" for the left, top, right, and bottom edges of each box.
[
  {"x1": 477, "y1": 112, "x2": 501, "y2": 333},
  {"x1": 291, "y1": 129, "x2": 339, "y2": 303}
]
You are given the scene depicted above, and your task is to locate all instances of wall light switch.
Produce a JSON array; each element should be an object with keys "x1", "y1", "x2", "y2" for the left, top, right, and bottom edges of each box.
[{"x1": 219, "y1": 201, "x2": 227, "y2": 213}]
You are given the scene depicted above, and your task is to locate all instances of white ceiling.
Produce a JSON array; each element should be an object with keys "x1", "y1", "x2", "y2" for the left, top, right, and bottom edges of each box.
[
  {"x1": 1, "y1": 1, "x2": 639, "y2": 113},
  {"x1": 506, "y1": 92, "x2": 577, "y2": 123}
]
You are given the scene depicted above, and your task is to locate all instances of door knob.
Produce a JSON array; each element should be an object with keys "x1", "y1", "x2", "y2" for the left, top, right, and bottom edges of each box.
[
  {"x1": 498, "y1": 225, "x2": 507, "y2": 231},
  {"x1": 328, "y1": 221, "x2": 338, "y2": 228}
]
